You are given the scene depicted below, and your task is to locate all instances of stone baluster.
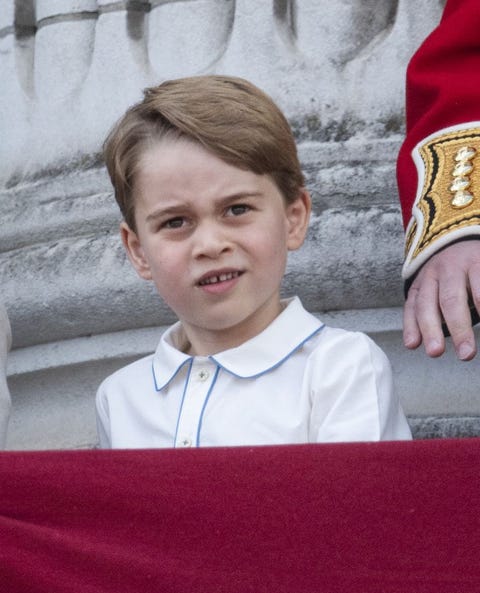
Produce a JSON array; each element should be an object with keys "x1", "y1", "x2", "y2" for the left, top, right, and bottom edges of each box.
[
  {"x1": 0, "y1": 0, "x2": 34, "y2": 185},
  {"x1": 294, "y1": 0, "x2": 397, "y2": 67},
  {"x1": 80, "y1": 1, "x2": 152, "y2": 147},
  {"x1": 292, "y1": 0, "x2": 399, "y2": 126},
  {"x1": 147, "y1": 0, "x2": 234, "y2": 79},
  {"x1": 342, "y1": 0, "x2": 443, "y2": 126},
  {"x1": 15, "y1": 0, "x2": 100, "y2": 177},
  {"x1": 219, "y1": 0, "x2": 291, "y2": 89},
  {"x1": 34, "y1": 0, "x2": 98, "y2": 102}
]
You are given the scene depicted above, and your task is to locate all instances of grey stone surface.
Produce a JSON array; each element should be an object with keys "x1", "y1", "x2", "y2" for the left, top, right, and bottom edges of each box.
[
  {"x1": 2, "y1": 0, "x2": 469, "y2": 451},
  {"x1": 409, "y1": 417, "x2": 480, "y2": 440}
]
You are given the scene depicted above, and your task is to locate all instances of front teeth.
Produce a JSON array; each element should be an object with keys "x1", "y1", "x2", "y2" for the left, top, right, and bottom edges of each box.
[{"x1": 200, "y1": 271, "x2": 239, "y2": 285}]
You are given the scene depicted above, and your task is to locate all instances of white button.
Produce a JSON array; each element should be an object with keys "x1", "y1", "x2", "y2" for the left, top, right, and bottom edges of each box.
[
  {"x1": 180, "y1": 437, "x2": 192, "y2": 447},
  {"x1": 197, "y1": 369, "x2": 210, "y2": 381}
]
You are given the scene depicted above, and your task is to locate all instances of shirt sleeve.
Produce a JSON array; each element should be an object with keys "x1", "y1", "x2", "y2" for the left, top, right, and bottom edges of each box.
[
  {"x1": 307, "y1": 330, "x2": 412, "y2": 443},
  {"x1": 95, "y1": 381, "x2": 112, "y2": 449},
  {"x1": 396, "y1": 0, "x2": 480, "y2": 282}
]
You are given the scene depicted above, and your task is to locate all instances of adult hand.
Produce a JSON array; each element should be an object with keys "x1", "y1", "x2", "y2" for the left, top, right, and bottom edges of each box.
[{"x1": 403, "y1": 240, "x2": 480, "y2": 360}]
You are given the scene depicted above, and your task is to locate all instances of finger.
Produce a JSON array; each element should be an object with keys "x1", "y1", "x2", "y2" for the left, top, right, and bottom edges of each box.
[
  {"x1": 403, "y1": 287, "x2": 422, "y2": 349},
  {"x1": 413, "y1": 276, "x2": 446, "y2": 357},
  {"x1": 438, "y1": 274, "x2": 475, "y2": 360}
]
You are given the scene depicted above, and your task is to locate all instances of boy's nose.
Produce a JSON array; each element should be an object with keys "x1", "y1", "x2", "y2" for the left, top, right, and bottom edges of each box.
[{"x1": 192, "y1": 221, "x2": 233, "y2": 259}]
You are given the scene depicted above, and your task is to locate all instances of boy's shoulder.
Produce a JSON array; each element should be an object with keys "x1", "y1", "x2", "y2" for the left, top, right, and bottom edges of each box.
[
  {"x1": 308, "y1": 323, "x2": 390, "y2": 369},
  {"x1": 97, "y1": 352, "x2": 156, "y2": 393},
  {"x1": 317, "y1": 324, "x2": 378, "y2": 345}
]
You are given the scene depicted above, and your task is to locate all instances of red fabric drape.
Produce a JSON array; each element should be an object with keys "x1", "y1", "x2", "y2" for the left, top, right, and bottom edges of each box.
[{"x1": 1, "y1": 439, "x2": 479, "y2": 592}]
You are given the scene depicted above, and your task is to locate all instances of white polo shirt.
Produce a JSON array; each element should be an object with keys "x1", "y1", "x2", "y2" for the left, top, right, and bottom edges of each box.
[{"x1": 96, "y1": 297, "x2": 411, "y2": 448}]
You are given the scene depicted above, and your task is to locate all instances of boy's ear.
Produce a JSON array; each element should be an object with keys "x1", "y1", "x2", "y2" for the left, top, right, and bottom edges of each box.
[
  {"x1": 120, "y1": 222, "x2": 153, "y2": 280},
  {"x1": 286, "y1": 188, "x2": 311, "y2": 251}
]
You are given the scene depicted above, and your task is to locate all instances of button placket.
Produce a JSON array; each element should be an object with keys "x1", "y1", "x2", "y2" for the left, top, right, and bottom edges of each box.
[
  {"x1": 175, "y1": 359, "x2": 216, "y2": 448},
  {"x1": 197, "y1": 368, "x2": 210, "y2": 382}
]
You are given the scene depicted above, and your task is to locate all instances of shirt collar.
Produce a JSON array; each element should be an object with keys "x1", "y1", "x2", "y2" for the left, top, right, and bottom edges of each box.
[{"x1": 152, "y1": 297, "x2": 324, "y2": 390}]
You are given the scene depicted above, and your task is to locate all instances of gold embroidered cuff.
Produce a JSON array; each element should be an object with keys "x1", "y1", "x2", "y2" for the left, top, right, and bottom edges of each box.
[{"x1": 403, "y1": 124, "x2": 480, "y2": 280}]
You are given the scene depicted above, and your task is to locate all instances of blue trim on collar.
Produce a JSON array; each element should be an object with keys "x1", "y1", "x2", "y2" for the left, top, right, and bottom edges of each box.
[
  {"x1": 173, "y1": 359, "x2": 194, "y2": 447},
  {"x1": 152, "y1": 297, "x2": 324, "y2": 391},
  {"x1": 195, "y1": 366, "x2": 221, "y2": 446},
  {"x1": 152, "y1": 357, "x2": 192, "y2": 392},
  {"x1": 204, "y1": 297, "x2": 324, "y2": 377},
  {"x1": 209, "y1": 325, "x2": 324, "y2": 379}
]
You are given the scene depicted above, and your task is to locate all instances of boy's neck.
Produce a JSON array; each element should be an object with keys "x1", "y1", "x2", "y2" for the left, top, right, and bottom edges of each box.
[
  {"x1": 182, "y1": 326, "x2": 253, "y2": 357},
  {"x1": 180, "y1": 300, "x2": 286, "y2": 357}
]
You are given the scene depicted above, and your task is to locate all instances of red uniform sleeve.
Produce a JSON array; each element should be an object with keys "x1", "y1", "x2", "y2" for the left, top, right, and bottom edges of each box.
[{"x1": 397, "y1": 0, "x2": 480, "y2": 280}]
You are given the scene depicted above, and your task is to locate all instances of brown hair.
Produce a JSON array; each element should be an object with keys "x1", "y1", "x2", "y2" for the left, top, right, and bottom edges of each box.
[{"x1": 103, "y1": 75, "x2": 305, "y2": 230}]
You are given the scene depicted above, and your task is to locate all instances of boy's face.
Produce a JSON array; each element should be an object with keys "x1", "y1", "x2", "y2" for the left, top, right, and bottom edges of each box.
[{"x1": 121, "y1": 138, "x2": 310, "y2": 355}]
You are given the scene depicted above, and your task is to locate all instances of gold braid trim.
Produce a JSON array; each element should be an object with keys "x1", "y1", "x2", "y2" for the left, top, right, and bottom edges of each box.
[{"x1": 405, "y1": 127, "x2": 480, "y2": 260}]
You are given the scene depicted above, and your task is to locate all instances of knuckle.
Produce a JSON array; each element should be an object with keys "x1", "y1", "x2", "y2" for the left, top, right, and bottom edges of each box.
[
  {"x1": 438, "y1": 291, "x2": 463, "y2": 311},
  {"x1": 414, "y1": 290, "x2": 433, "y2": 311}
]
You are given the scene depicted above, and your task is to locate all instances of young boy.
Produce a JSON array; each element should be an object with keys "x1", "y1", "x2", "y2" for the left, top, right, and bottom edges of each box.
[
  {"x1": 96, "y1": 75, "x2": 411, "y2": 448},
  {"x1": 0, "y1": 303, "x2": 11, "y2": 448}
]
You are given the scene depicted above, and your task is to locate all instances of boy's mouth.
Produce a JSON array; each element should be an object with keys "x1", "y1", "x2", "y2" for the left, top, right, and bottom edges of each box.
[{"x1": 197, "y1": 270, "x2": 242, "y2": 286}]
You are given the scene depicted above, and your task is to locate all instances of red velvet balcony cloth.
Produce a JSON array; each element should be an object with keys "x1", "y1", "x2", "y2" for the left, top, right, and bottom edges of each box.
[{"x1": 1, "y1": 439, "x2": 479, "y2": 593}]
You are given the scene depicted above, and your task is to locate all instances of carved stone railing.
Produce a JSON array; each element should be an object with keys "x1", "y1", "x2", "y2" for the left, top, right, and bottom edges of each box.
[{"x1": 1, "y1": 1, "x2": 443, "y2": 183}]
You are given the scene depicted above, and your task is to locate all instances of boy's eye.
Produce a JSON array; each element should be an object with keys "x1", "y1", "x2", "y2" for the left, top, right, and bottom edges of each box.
[
  {"x1": 163, "y1": 217, "x2": 185, "y2": 229},
  {"x1": 228, "y1": 204, "x2": 250, "y2": 216}
]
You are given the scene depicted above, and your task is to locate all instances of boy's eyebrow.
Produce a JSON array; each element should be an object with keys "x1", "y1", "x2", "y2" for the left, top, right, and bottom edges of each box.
[
  {"x1": 217, "y1": 191, "x2": 265, "y2": 204},
  {"x1": 145, "y1": 191, "x2": 265, "y2": 222},
  {"x1": 145, "y1": 205, "x2": 185, "y2": 223}
]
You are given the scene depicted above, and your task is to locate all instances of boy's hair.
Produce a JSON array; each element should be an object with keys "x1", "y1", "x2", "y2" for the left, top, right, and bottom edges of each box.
[{"x1": 103, "y1": 75, "x2": 305, "y2": 231}]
